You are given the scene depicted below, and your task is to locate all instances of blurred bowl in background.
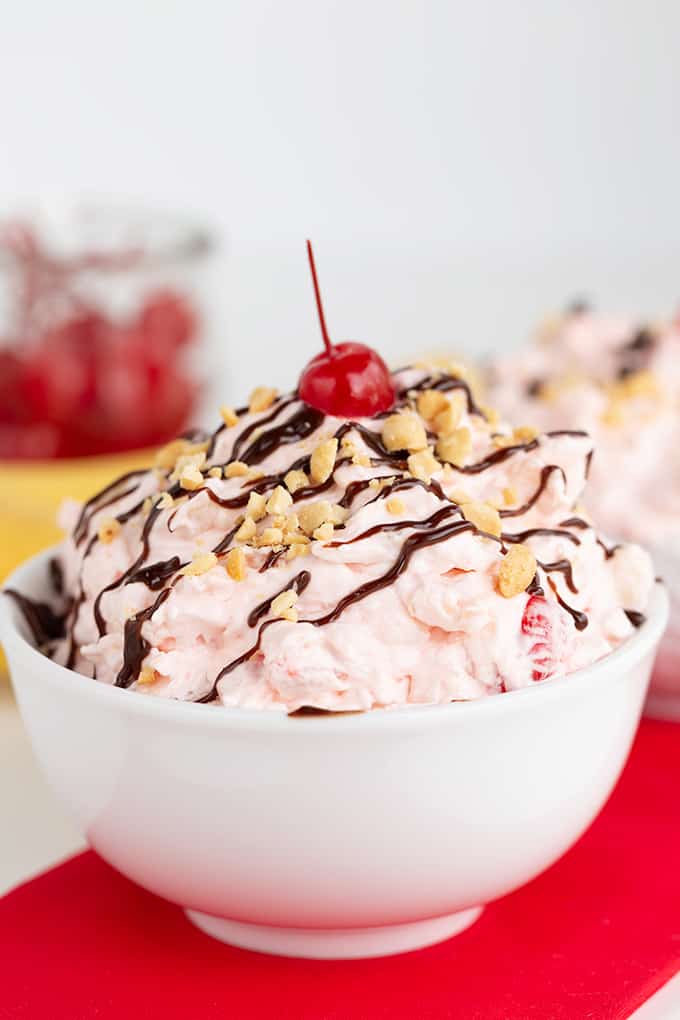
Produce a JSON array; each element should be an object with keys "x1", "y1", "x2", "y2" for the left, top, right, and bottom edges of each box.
[
  {"x1": 0, "y1": 206, "x2": 217, "y2": 667},
  {"x1": 0, "y1": 203, "x2": 216, "y2": 460}
]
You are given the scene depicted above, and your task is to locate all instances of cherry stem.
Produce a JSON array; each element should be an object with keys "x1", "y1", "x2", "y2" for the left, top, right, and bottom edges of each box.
[{"x1": 306, "y1": 239, "x2": 333, "y2": 356}]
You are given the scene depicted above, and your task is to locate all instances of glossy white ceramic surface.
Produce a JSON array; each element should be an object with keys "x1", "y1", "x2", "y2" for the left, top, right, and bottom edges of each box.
[{"x1": 1, "y1": 549, "x2": 668, "y2": 958}]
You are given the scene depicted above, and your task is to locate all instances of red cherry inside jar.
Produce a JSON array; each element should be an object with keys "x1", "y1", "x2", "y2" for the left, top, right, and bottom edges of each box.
[{"x1": 298, "y1": 241, "x2": 395, "y2": 418}]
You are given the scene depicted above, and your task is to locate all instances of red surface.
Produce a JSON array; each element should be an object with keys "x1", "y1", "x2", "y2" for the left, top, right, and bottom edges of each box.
[{"x1": 1, "y1": 719, "x2": 679, "y2": 1020}]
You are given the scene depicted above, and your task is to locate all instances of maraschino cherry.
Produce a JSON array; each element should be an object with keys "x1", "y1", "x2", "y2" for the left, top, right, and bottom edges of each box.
[{"x1": 298, "y1": 240, "x2": 395, "y2": 417}]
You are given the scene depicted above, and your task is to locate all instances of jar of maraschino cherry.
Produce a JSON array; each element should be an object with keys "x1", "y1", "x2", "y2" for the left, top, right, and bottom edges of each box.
[{"x1": 0, "y1": 206, "x2": 216, "y2": 589}]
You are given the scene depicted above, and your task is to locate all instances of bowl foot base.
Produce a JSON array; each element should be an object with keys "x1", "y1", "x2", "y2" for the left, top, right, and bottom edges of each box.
[{"x1": 186, "y1": 905, "x2": 483, "y2": 959}]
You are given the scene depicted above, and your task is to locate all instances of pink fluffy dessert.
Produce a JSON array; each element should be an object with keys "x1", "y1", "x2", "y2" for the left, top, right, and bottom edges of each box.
[
  {"x1": 487, "y1": 307, "x2": 680, "y2": 711},
  {"x1": 21, "y1": 365, "x2": 654, "y2": 713}
]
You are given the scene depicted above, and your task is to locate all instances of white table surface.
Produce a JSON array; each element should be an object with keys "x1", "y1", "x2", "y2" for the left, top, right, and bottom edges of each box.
[{"x1": 0, "y1": 678, "x2": 677, "y2": 1018}]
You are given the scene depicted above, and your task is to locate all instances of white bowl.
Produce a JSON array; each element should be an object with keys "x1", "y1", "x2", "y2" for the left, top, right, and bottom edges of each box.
[
  {"x1": 645, "y1": 544, "x2": 680, "y2": 720},
  {"x1": 1, "y1": 548, "x2": 669, "y2": 960}
]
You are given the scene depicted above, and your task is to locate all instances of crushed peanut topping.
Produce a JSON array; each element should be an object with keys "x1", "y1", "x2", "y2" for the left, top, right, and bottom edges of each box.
[
  {"x1": 498, "y1": 543, "x2": 537, "y2": 598},
  {"x1": 249, "y1": 386, "x2": 278, "y2": 414},
  {"x1": 436, "y1": 426, "x2": 472, "y2": 467},
  {"x1": 98, "y1": 518, "x2": 121, "y2": 544},
  {"x1": 258, "y1": 527, "x2": 284, "y2": 547},
  {"x1": 416, "y1": 389, "x2": 449, "y2": 421},
  {"x1": 513, "y1": 425, "x2": 539, "y2": 443},
  {"x1": 382, "y1": 412, "x2": 428, "y2": 453},
  {"x1": 283, "y1": 531, "x2": 311, "y2": 546},
  {"x1": 266, "y1": 486, "x2": 293, "y2": 515},
  {"x1": 386, "y1": 497, "x2": 405, "y2": 515},
  {"x1": 460, "y1": 500, "x2": 502, "y2": 538},
  {"x1": 246, "y1": 491, "x2": 267, "y2": 521},
  {"x1": 271, "y1": 588, "x2": 298, "y2": 622},
  {"x1": 179, "y1": 464, "x2": 204, "y2": 491},
  {"x1": 480, "y1": 404, "x2": 500, "y2": 427},
  {"x1": 208, "y1": 467, "x2": 223, "y2": 479},
  {"x1": 219, "y1": 405, "x2": 239, "y2": 427},
  {"x1": 313, "y1": 521, "x2": 335, "y2": 542},
  {"x1": 502, "y1": 486, "x2": 518, "y2": 506},
  {"x1": 600, "y1": 400, "x2": 625, "y2": 427},
  {"x1": 449, "y1": 487, "x2": 471, "y2": 504},
  {"x1": 407, "y1": 448, "x2": 441, "y2": 482},
  {"x1": 286, "y1": 543, "x2": 310, "y2": 560},
  {"x1": 235, "y1": 516, "x2": 257, "y2": 542},
  {"x1": 181, "y1": 552, "x2": 218, "y2": 577},
  {"x1": 154, "y1": 438, "x2": 208, "y2": 472},
  {"x1": 298, "y1": 500, "x2": 332, "y2": 535},
  {"x1": 156, "y1": 492, "x2": 174, "y2": 510},
  {"x1": 433, "y1": 393, "x2": 466, "y2": 435},
  {"x1": 225, "y1": 546, "x2": 247, "y2": 581},
  {"x1": 137, "y1": 666, "x2": 159, "y2": 686},
  {"x1": 284, "y1": 469, "x2": 309, "y2": 494},
  {"x1": 310, "y1": 437, "x2": 338, "y2": 484},
  {"x1": 224, "y1": 461, "x2": 249, "y2": 479}
]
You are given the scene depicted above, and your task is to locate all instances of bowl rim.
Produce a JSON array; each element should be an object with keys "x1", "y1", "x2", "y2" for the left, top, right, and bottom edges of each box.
[{"x1": 1, "y1": 546, "x2": 669, "y2": 734}]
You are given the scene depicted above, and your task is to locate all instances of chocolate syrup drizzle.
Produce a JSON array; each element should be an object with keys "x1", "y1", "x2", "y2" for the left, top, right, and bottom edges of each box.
[
  {"x1": 247, "y1": 571, "x2": 311, "y2": 627},
  {"x1": 15, "y1": 367, "x2": 618, "y2": 699},
  {"x1": 4, "y1": 589, "x2": 66, "y2": 646}
]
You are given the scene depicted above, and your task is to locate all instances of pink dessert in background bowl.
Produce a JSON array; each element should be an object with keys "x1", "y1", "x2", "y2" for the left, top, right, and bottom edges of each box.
[
  {"x1": 487, "y1": 305, "x2": 680, "y2": 718},
  {"x1": 0, "y1": 358, "x2": 668, "y2": 957}
]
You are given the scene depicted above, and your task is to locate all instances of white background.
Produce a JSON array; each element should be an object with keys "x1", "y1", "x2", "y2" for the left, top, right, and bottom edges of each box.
[{"x1": 1, "y1": 0, "x2": 679, "y2": 402}]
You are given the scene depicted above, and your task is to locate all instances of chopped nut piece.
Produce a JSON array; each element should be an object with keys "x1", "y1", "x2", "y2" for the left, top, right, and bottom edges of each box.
[
  {"x1": 137, "y1": 667, "x2": 158, "y2": 686},
  {"x1": 286, "y1": 543, "x2": 310, "y2": 560},
  {"x1": 328, "y1": 503, "x2": 349, "y2": 524},
  {"x1": 225, "y1": 546, "x2": 247, "y2": 581},
  {"x1": 382, "y1": 412, "x2": 428, "y2": 453},
  {"x1": 368, "y1": 478, "x2": 381, "y2": 489},
  {"x1": 271, "y1": 588, "x2": 298, "y2": 619},
  {"x1": 284, "y1": 469, "x2": 309, "y2": 494},
  {"x1": 283, "y1": 531, "x2": 311, "y2": 546},
  {"x1": 313, "y1": 521, "x2": 335, "y2": 542},
  {"x1": 498, "y1": 544, "x2": 537, "y2": 598},
  {"x1": 352, "y1": 452, "x2": 371, "y2": 467},
  {"x1": 480, "y1": 404, "x2": 500, "y2": 427},
  {"x1": 502, "y1": 486, "x2": 518, "y2": 506},
  {"x1": 208, "y1": 466, "x2": 223, "y2": 479},
  {"x1": 513, "y1": 425, "x2": 539, "y2": 444},
  {"x1": 416, "y1": 389, "x2": 449, "y2": 421},
  {"x1": 98, "y1": 518, "x2": 121, "y2": 544},
  {"x1": 449, "y1": 487, "x2": 471, "y2": 504},
  {"x1": 170, "y1": 449, "x2": 207, "y2": 481},
  {"x1": 156, "y1": 492, "x2": 174, "y2": 510},
  {"x1": 407, "y1": 449, "x2": 441, "y2": 482},
  {"x1": 235, "y1": 516, "x2": 257, "y2": 542},
  {"x1": 179, "y1": 464, "x2": 204, "y2": 491},
  {"x1": 436, "y1": 427, "x2": 472, "y2": 467},
  {"x1": 249, "y1": 386, "x2": 278, "y2": 414},
  {"x1": 310, "y1": 437, "x2": 338, "y2": 484},
  {"x1": 298, "y1": 500, "x2": 332, "y2": 535},
  {"x1": 224, "y1": 460, "x2": 249, "y2": 478},
  {"x1": 181, "y1": 552, "x2": 218, "y2": 577},
  {"x1": 493, "y1": 433, "x2": 515, "y2": 449},
  {"x1": 601, "y1": 400, "x2": 625, "y2": 427},
  {"x1": 154, "y1": 438, "x2": 208, "y2": 471},
  {"x1": 219, "y1": 405, "x2": 239, "y2": 427},
  {"x1": 433, "y1": 394, "x2": 466, "y2": 435},
  {"x1": 258, "y1": 527, "x2": 284, "y2": 547},
  {"x1": 386, "y1": 497, "x2": 405, "y2": 515},
  {"x1": 612, "y1": 369, "x2": 659, "y2": 401},
  {"x1": 266, "y1": 485, "x2": 293, "y2": 515},
  {"x1": 283, "y1": 512, "x2": 300, "y2": 534},
  {"x1": 246, "y1": 491, "x2": 267, "y2": 521},
  {"x1": 460, "y1": 501, "x2": 502, "y2": 538}
]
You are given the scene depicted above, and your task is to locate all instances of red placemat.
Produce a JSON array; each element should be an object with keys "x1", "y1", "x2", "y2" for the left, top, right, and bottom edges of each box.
[{"x1": 1, "y1": 719, "x2": 679, "y2": 1020}]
